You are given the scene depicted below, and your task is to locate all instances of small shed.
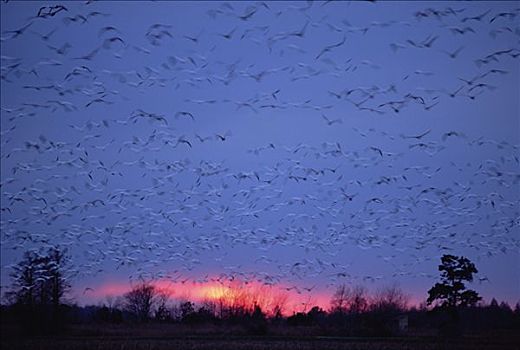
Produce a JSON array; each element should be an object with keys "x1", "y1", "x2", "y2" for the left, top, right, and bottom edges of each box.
[{"x1": 396, "y1": 314, "x2": 409, "y2": 331}]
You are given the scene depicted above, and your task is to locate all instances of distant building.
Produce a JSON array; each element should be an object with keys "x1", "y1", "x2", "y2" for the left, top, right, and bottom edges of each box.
[{"x1": 397, "y1": 314, "x2": 409, "y2": 332}]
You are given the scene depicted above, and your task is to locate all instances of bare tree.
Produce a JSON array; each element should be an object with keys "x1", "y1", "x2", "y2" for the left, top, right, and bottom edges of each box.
[
  {"x1": 8, "y1": 248, "x2": 71, "y2": 308},
  {"x1": 349, "y1": 285, "x2": 369, "y2": 314},
  {"x1": 270, "y1": 291, "x2": 289, "y2": 318},
  {"x1": 330, "y1": 284, "x2": 369, "y2": 314},
  {"x1": 154, "y1": 291, "x2": 171, "y2": 322},
  {"x1": 44, "y1": 247, "x2": 71, "y2": 311},
  {"x1": 330, "y1": 284, "x2": 350, "y2": 313},
  {"x1": 7, "y1": 247, "x2": 71, "y2": 333},
  {"x1": 180, "y1": 300, "x2": 195, "y2": 321},
  {"x1": 371, "y1": 285, "x2": 409, "y2": 313},
  {"x1": 8, "y1": 250, "x2": 39, "y2": 307},
  {"x1": 123, "y1": 281, "x2": 158, "y2": 322}
]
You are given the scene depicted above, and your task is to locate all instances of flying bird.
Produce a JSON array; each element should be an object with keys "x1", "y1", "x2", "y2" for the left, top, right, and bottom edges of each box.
[
  {"x1": 321, "y1": 114, "x2": 342, "y2": 126},
  {"x1": 316, "y1": 35, "x2": 346, "y2": 60},
  {"x1": 441, "y1": 46, "x2": 464, "y2": 59},
  {"x1": 175, "y1": 111, "x2": 195, "y2": 121},
  {"x1": 216, "y1": 131, "x2": 232, "y2": 141},
  {"x1": 401, "y1": 129, "x2": 432, "y2": 140}
]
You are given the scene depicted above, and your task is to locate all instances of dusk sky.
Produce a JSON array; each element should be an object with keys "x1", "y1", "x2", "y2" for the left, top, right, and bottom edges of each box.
[{"x1": 1, "y1": 1, "x2": 519, "y2": 311}]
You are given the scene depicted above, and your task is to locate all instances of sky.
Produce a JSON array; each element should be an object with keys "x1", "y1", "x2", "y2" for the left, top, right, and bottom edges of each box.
[{"x1": 0, "y1": 1, "x2": 519, "y2": 311}]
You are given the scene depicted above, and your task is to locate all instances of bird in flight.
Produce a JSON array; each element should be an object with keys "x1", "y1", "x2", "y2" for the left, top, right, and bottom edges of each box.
[
  {"x1": 316, "y1": 35, "x2": 346, "y2": 60},
  {"x1": 401, "y1": 129, "x2": 432, "y2": 140},
  {"x1": 216, "y1": 130, "x2": 232, "y2": 141},
  {"x1": 441, "y1": 46, "x2": 464, "y2": 59},
  {"x1": 175, "y1": 111, "x2": 195, "y2": 121},
  {"x1": 321, "y1": 114, "x2": 342, "y2": 126},
  {"x1": 176, "y1": 136, "x2": 192, "y2": 148},
  {"x1": 36, "y1": 5, "x2": 67, "y2": 19},
  {"x1": 218, "y1": 27, "x2": 237, "y2": 40}
]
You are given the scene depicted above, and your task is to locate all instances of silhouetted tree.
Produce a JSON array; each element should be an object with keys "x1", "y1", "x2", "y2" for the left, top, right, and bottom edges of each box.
[
  {"x1": 93, "y1": 305, "x2": 122, "y2": 323},
  {"x1": 154, "y1": 292, "x2": 171, "y2": 322},
  {"x1": 371, "y1": 285, "x2": 408, "y2": 313},
  {"x1": 195, "y1": 305, "x2": 218, "y2": 324},
  {"x1": 427, "y1": 254, "x2": 481, "y2": 336},
  {"x1": 514, "y1": 302, "x2": 520, "y2": 329},
  {"x1": 330, "y1": 284, "x2": 350, "y2": 313},
  {"x1": 369, "y1": 285, "x2": 409, "y2": 336},
  {"x1": 44, "y1": 248, "x2": 71, "y2": 315},
  {"x1": 270, "y1": 292, "x2": 288, "y2": 319},
  {"x1": 307, "y1": 305, "x2": 327, "y2": 326},
  {"x1": 8, "y1": 251, "x2": 39, "y2": 307},
  {"x1": 349, "y1": 285, "x2": 369, "y2": 314},
  {"x1": 180, "y1": 301, "x2": 195, "y2": 322},
  {"x1": 427, "y1": 254, "x2": 481, "y2": 309},
  {"x1": 200, "y1": 300, "x2": 217, "y2": 317},
  {"x1": 331, "y1": 284, "x2": 369, "y2": 315},
  {"x1": 123, "y1": 281, "x2": 158, "y2": 322},
  {"x1": 247, "y1": 304, "x2": 268, "y2": 334},
  {"x1": 6, "y1": 248, "x2": 71, "y2": 333}
]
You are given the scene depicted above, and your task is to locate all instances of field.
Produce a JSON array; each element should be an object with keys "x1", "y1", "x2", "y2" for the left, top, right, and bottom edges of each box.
[{"x1": 2, "y1": 331, "x2": 519, "y2": 350}]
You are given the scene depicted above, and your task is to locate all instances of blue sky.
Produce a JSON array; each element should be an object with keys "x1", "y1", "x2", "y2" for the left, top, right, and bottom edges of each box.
[{"x1": 1, "y1": 1, "x2": 519, "y2": 306}]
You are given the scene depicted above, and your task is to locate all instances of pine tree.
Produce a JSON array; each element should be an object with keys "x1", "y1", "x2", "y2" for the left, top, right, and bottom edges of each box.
[{"x1": 427, "y1": 254, "x2": 481, "y2": 309}]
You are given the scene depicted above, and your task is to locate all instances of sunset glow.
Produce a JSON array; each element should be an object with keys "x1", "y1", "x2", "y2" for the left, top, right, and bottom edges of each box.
[
  {"x1": 199, "y1": 284, "x2": 231, "y2": 301},
  {"x1": 78, "y1": 278, "x2": 334, "y2": 315}
]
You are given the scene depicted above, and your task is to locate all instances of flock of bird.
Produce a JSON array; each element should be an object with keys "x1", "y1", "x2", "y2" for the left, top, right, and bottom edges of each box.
[{"x1": 0, "y1": 1, "x2": 519, "y2": 302}]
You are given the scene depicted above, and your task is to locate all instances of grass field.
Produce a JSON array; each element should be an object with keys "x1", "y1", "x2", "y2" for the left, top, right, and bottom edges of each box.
[
  {"x1": 2, "y1": 323, "x2": 519, "y2": 350},
  {"x1": 3, "y1": 334, "x2": 519, "y2": 350}
]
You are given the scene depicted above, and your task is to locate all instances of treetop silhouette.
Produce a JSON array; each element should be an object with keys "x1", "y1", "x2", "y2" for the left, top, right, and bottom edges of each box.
[{"x1": 427, "y1": 254, "x2": 481, "y2": 309}]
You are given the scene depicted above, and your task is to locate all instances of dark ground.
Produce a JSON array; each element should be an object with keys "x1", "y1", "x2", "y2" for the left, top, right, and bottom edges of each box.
[
  {"x1": 2, "y1": 325, "x2": 519, "y2": 350},
  {"x1": 2, "y1": 336, "x2": 519, "y2": 350}
]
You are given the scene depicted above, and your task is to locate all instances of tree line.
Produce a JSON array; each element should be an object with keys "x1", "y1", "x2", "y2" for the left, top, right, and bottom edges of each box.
[
  {"x1": 1, "y1": 250, "x2": 519, "y2": 337},
  {"x1": 3, "y1": 248, "x2": 71, "y2": 334}
]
